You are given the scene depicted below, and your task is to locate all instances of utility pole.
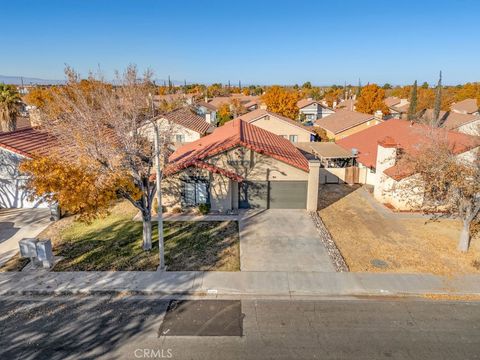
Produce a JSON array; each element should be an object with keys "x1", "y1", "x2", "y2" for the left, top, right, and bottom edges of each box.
[{"x1": 149, "y1": 93, "x2": 165, "y2": 271}]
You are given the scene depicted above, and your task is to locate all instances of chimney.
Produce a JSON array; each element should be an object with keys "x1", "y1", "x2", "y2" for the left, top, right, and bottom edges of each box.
[{"x1": 374, "y1": 110, "x2": 383, "y2": 121}]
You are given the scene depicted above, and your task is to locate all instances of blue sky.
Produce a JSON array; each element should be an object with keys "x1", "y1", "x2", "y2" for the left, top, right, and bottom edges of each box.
[{"x1": 1, "y1": 0, "x2": 479, "y2": 85}]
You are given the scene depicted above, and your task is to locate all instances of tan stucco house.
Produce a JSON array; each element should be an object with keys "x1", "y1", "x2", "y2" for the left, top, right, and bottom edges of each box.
[
  {"x1": 297, "y1": 98, "x2": 335, "y2": 121},
  {"x1": 233, "y1": 109, "x2": 315, "y2": 143},
  {"x1": 163, "y1": 119, "x2": 321, "y2": 212},
  {"x1": 142, "y1": 107, "x2": 212, "y2": 145},
  {"x1": 315, "y1": 109, "x2": 383, "y2": 140}
]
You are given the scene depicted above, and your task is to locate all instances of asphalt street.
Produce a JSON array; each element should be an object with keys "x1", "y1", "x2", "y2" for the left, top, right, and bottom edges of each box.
[{"x1": 1, "y1": 295, "x2": 479, "y2": 360}]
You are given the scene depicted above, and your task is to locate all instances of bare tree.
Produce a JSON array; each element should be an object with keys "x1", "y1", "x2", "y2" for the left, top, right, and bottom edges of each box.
[
  {"x1": 389, "y1": 129, "x2": 480, "y2": 251},
  {"x1": 32, "y1": 65, "x2": 176, "y2": 251}
]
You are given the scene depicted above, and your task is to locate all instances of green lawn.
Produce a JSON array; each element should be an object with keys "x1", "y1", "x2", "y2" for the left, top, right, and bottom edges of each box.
[{"x1": 33, "y1": 201, "x2": 239, "y2": 272}]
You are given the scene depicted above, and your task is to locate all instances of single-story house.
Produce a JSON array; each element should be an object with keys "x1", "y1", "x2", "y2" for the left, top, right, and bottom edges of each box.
[
  {"x1": 206, "y1": 95, "x2": 261, "y2": 112},
  {"x1": 195, "y1": 101, "x2": 218, "y2": 125},
  {"x1": 297, "y1": 99, "x2": 335, "y2": 121},
  {"x1": 419, "y1": 109, "x2": 480, "y2": 136},
  {"x1": 162, "y1": 119, "x2": 321, "y2": 212},
  {"x1": 384, "y1": 97, "x2": 410, "y2": 119},
  {"x1": 315, "y1": 109, "x2": 383, "y2": 140},
  {"x1": 143, "y1": 107, "x2": 212, "y2": 145},
  {"x1": 451, "y1": 98, "x2": 479, "y2": 115},
  {"x1": 232, "y1": 108, "x2": 315, "y2": 143},
  {"x1": 0, "y1": 128, "x2": 57, "y2": 208},
  {"x1": 335, "y1": 98, "x2": 356, "y2": 111},
  {"x1": 337, "y1": 119, "x2": 480, "y2": 210}
]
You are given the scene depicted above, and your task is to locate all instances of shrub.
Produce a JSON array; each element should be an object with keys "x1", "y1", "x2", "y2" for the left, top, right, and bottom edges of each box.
[
  {"x1": 171, "y1": 207, "x2": 182, "y2": 214},
  {"x1": 198, "y1": 203, "x2": 211, "y2": 215}
]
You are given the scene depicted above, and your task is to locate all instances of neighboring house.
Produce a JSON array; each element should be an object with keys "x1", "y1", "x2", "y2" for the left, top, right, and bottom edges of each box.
[
  {"x1": 233, "y1": 109, "x2": 315, "y2": 143},
  {"x1": 315, "y1": 109, "x2": 383, "y2": 140},
  {"x1": 195, "y1": 101, "x2": 218, "y2": 125},
  {"x1": 297, "y1": 99, "x2": 335, "y2": 121},
  {"x1": 143, "y1": 107, "x2": 212, "y2": 145},
  {"x1": 451, "y1": 98, "x2": 479, "y2": 115},
  {"x1": 384, "y1": 97, "x2": 409, "y2": 119},
  {"x1": 0, "y1": 128, "x2": 57, "y2": 208},
  {"x1": 162, "y1": 119, "x2": 321, "y2": 212},
  {"x1": 419, "y1": 109, "x2": 480, "y2": 136},
  {"x1": 337, "y1": 119, "x2": 479, "y2": 210},
  {"x1": 335, "y1": 98, "x2": 356, "y2": 111},
  {"x1": 206, "y1": 95, "x2": 261, "y2": 112},
  {"x1": 154, "y1": 93, "x2": 195, "y2": 106}
]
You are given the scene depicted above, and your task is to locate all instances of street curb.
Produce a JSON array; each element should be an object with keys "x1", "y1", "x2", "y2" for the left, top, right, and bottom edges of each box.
[{"x1": 1, "y1": 271, "x2": 480, "y2": 299}]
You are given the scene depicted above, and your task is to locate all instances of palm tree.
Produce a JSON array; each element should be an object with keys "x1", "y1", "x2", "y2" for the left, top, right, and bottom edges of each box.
[{"x1": 0, "y1": 83, "x2": 21, "y2": 132}]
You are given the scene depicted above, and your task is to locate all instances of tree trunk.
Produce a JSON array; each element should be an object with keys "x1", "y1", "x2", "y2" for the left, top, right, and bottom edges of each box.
[
  {"x1": 0, "y1": 109, "x2": 16, "y2": 132},
  {"x1": 458, "y1": 219, "x2": 471, "y2": 252},
  {"x1": 142, "y1": 210, "x2": 153, "y2": 250}
]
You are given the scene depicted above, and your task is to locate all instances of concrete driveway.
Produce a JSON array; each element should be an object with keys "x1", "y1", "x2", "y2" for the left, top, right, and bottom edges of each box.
[
  {"x1": 239, "y1": 210, "x2": 335, "y2": 272},
  {"x1": 0, "y1": 208, "x2": 51, "y2": 265}
]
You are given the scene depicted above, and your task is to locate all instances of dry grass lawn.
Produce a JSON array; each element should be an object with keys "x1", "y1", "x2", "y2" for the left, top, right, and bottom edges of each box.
[
  {"x1": 2, "y1": 201, "x2": 240, "y2": 272},
  {"x1": 319, "y1": 186, "x2": 480, "y2": 275}
]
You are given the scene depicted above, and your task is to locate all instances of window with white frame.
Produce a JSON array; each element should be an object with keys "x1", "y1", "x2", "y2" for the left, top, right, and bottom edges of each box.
[{"x1": 289, "y1": 135, "x2": 298, "y2": 142}]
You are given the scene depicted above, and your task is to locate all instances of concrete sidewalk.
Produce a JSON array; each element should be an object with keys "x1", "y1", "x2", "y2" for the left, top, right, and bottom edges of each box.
[
  {"x1": 1, "y1": 271, "x2": 480, "y2": 299},
  {"x1": 0, "y1": 209, "x2": 51, "y2": 266}
]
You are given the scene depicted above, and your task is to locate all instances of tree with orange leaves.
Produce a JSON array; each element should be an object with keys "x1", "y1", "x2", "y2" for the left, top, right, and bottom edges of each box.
[
  {"x1": 355, "y1": 84, "x2": 390, "y2": 115},
  {"x1": 262, "y1": 86, "x2": 300, "y2": 119},
  {"x1": 21, "y1": 65, "x2": 176, "y2": 252}
]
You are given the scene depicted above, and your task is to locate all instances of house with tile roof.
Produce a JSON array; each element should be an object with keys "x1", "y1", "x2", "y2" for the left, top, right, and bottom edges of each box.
[
  {"x1": 337, "y1": 119, "x2": 480, "y2": 210},
  {"x1": 315, "y1": 109, "x2": 383, "y2": 140},
  {"x1": 0, "y1": 127, "x2": 58, "y2": 208},
  {"x1": 451, "y1": 98, "x2": 479, "y2": 115},
  {"x1": 142, "y1": 107, "x2": 212, "y2": 145},
  {"x1": 195, "y1": 101, "x2": 217, "y2": 125},
  {"x1": 162, "y1": 119, "x2": 321, "y2": 212},
  {"x1": 384, "y1": 97, "x2": 410, "y2": 119},
  {"x1": 297, "y1": 98, "x2": 334, "y2": 121},
  {"x1": 419, "y1": 108, "x2": 480, "y2": 136},
  {"x1": 232, "y1": 108, "x2": 315, "y2": 143}
]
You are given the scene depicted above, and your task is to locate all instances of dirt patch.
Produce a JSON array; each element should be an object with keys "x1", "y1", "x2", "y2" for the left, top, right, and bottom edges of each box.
[
  {"x1": 0, "y1": 255, "x2": 30, "y2": 272},
  {"x1": 319, "y1": 187, "x2": 480, "y2": 275}
]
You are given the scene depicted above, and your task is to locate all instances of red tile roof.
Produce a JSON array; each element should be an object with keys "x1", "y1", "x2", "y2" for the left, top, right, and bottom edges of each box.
[
  {"x1": 160, "y1": 107, "x2": 211, "y2": 135},
  {"x1": 233, "y1": 108, "x2": 314, "y2": 133},
  {"x1": 166, "y1": 119, "x2": 310, "y2": 176},
  {"x1": 337, "y1": 119, "x2": 480, "y2": 170},
  {"x1": 0, "y1": 127, "x2": 59, "y2": 158}
]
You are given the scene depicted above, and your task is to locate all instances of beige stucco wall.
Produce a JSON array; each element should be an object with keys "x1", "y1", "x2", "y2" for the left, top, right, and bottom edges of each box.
[
  {"x1": 373, "y1": 146, "x2": 479, "y2": 211},
  {"x1": 141, "y1": 119, "x2": 202, "y2": 144},
  {"x1": 376, "y1": 173, "x2": 424, "y2": 210},
  {"x1": 162, "y1": 146, "x2": 309, "y2": 212},
  {"x1": 324, "y1": 119, "x2": 381, "y2": 140},
  {"x1": 319, "y1": 168, "x2": 347, "y2": 184},
  {"x1": 456, "y1": 119, "x2": 480, "y2": 136},
  {"x1": 250, "y1": 115, "x2": 312, "y2": 142}
]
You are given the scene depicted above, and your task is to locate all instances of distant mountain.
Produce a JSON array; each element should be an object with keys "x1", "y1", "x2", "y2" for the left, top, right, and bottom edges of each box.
[{"x1": 0, "y1": 75, "x2": 65, "y2": 86}]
